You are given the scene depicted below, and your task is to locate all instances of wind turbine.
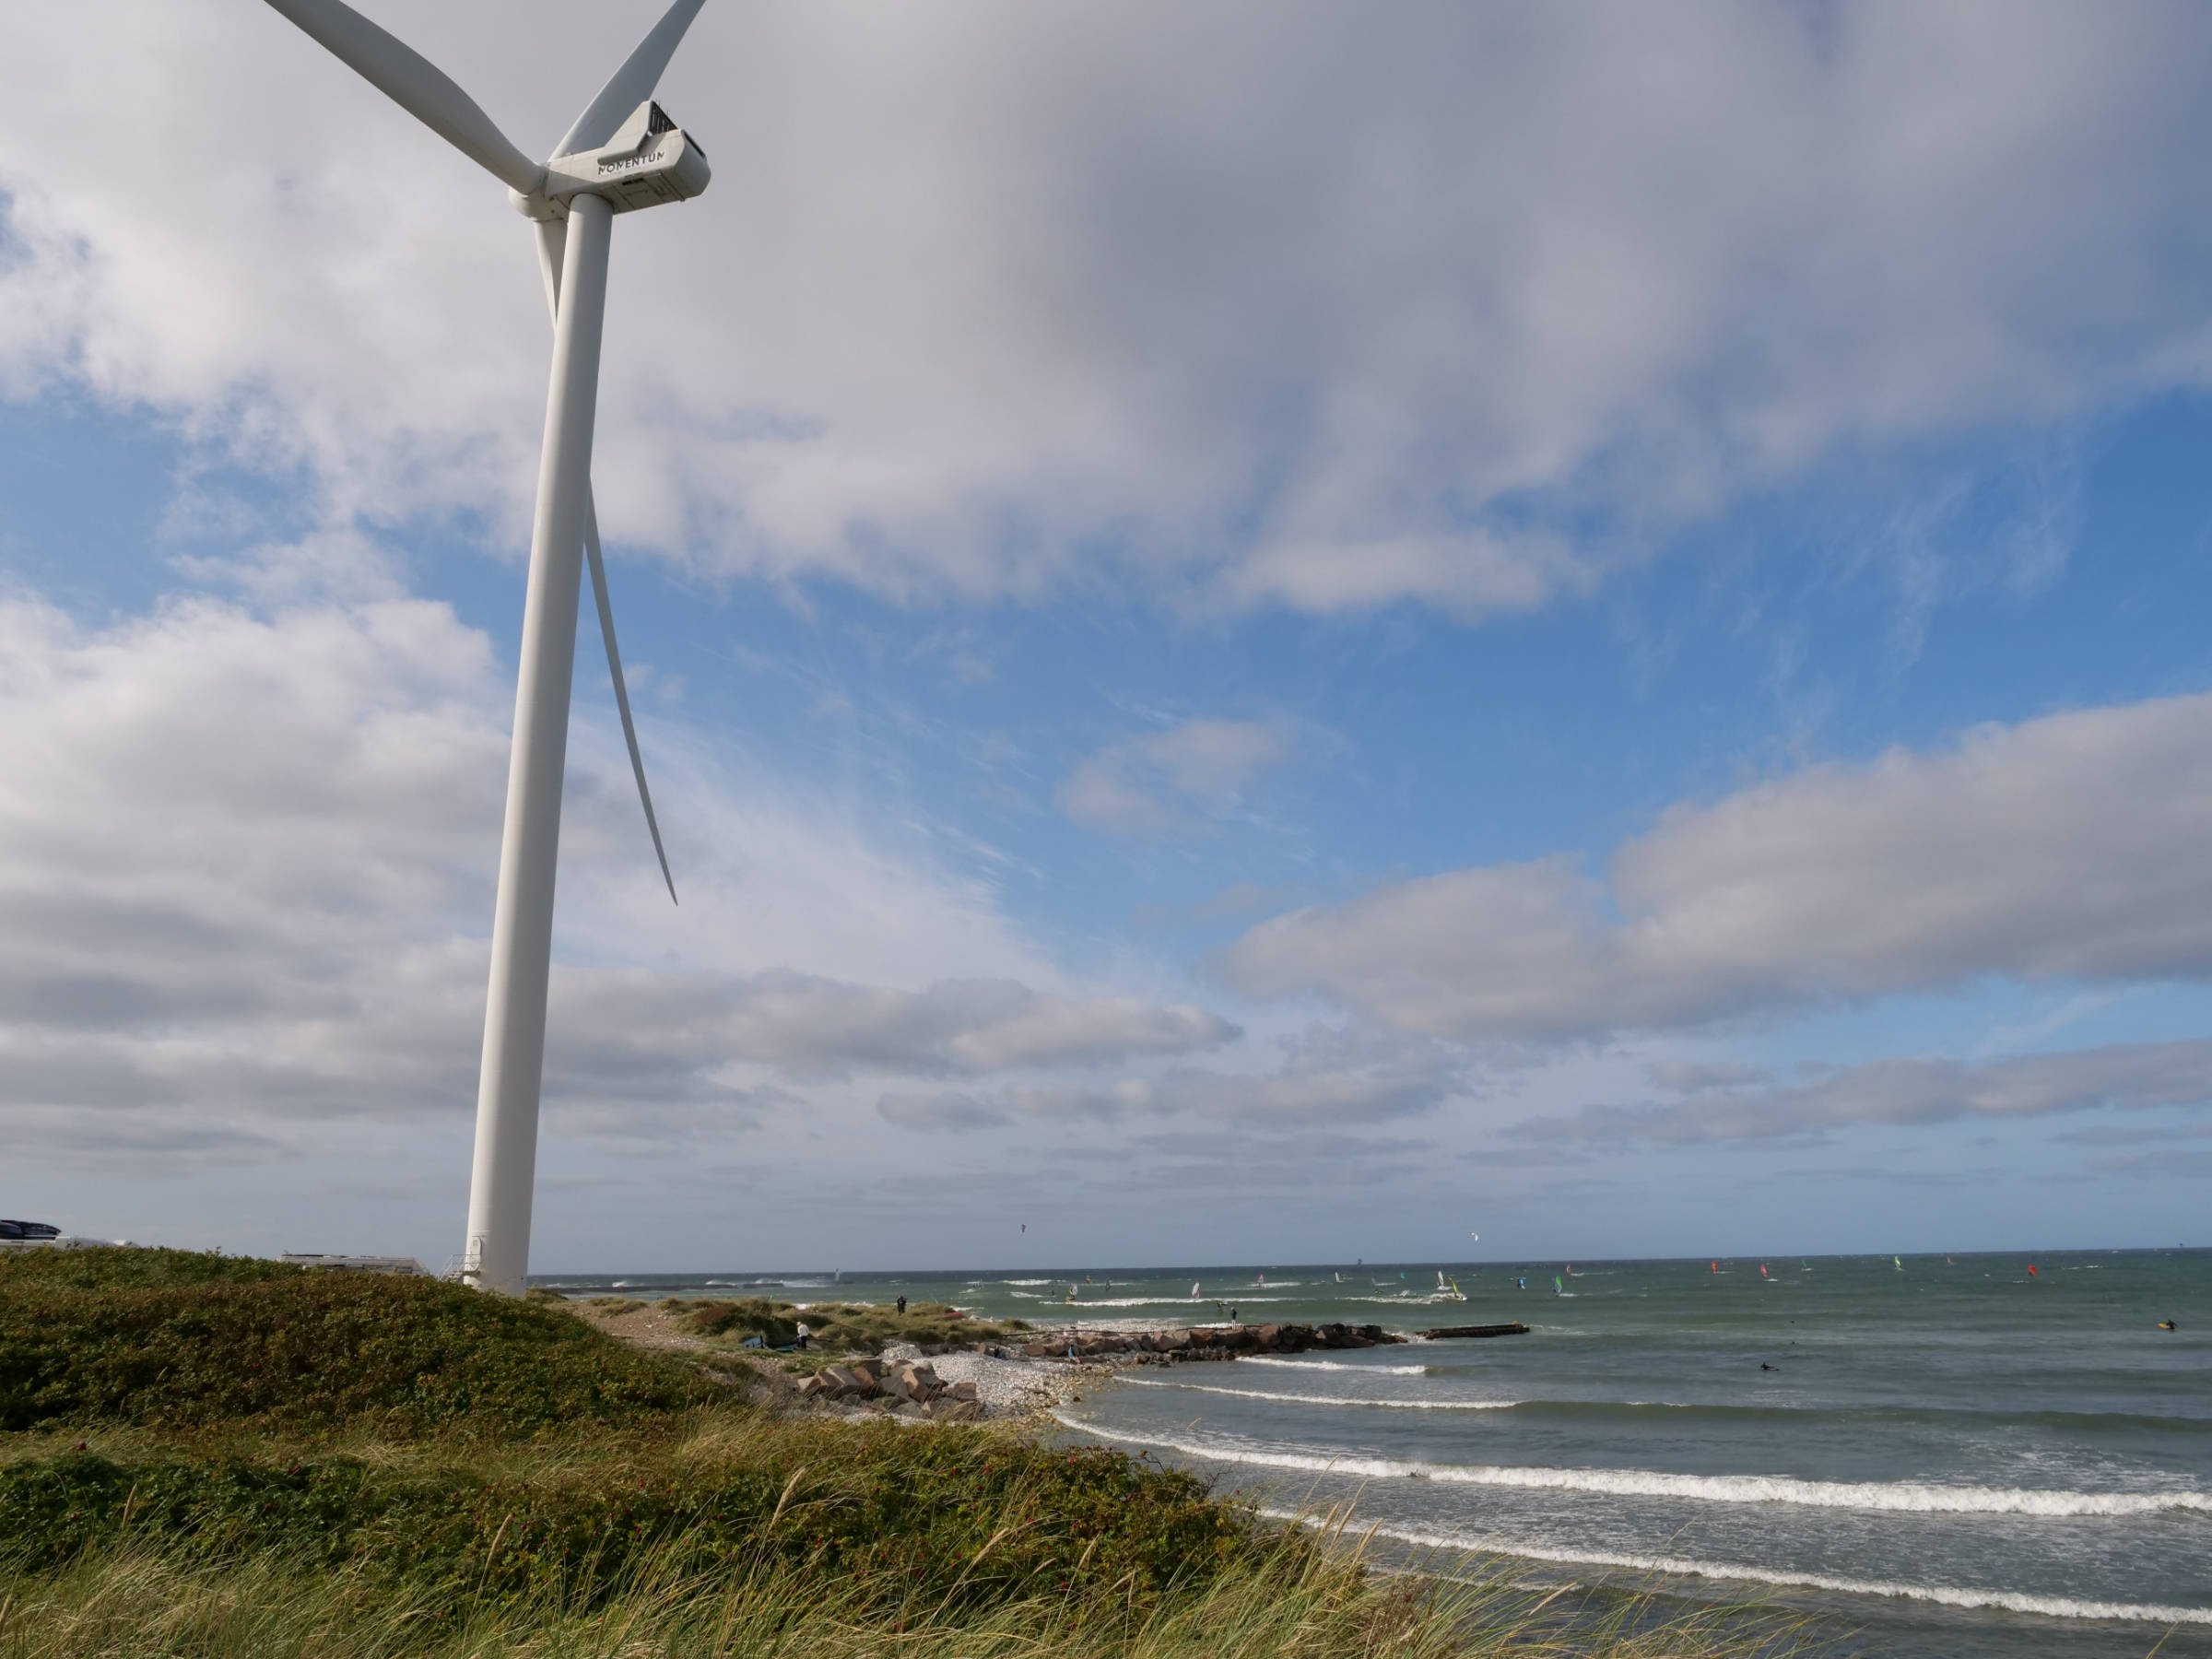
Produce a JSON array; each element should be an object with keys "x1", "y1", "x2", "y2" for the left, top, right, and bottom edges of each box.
[{"x1": 255, "y1": 0, "x2": 711, "y2": 1294}]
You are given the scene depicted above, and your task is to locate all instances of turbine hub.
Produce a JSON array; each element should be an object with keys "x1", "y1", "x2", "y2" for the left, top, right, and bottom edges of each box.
[{"x1": 517, "y1": 100, "x2": 710, "y2": 220}]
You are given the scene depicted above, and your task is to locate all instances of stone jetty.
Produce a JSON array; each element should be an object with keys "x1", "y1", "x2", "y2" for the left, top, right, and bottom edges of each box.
[
  {"x1": 1023, "y1": 1322, "x2": 1402, "y2": 1362},
  {"x1": 1418, "y1": 1321, "x2": 1531, "y2": 1340}
]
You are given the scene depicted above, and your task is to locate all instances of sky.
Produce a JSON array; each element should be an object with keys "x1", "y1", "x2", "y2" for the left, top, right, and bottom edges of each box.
[{"x1": 4, "y1": 0, "x2": 2212, "y2": 1274}]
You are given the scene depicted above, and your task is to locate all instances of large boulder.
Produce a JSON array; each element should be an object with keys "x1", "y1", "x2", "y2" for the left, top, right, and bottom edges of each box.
[{"x1": 892, "y1": 1362, "x2": 940, "y2": 1401}]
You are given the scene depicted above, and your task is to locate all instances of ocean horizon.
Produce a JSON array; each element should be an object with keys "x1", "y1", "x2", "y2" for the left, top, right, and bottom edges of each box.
[{"x1": 549, "y1": 1249, "x2": 2210, "y2": 1658}]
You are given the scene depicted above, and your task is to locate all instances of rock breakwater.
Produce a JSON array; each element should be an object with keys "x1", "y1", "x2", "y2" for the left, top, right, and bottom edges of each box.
[
  {"x1": 797, "y1": 1358, "x2": 985, "y2": 1420},
  {"x1": 1025, "y1": 1322, "x2": 1401, "y2": 1362}
]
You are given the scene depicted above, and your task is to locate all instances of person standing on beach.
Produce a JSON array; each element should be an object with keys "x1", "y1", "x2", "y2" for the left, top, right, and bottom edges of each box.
[
  {"x1": 794, "y1": 1320, "x2": 811, "y2": 1351},
  {"x1": 896, "y1": 1295, "x2": 907, "y2": 1315}
]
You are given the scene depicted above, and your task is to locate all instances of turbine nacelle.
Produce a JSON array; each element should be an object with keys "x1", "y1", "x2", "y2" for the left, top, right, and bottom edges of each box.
[{"x1": 512, "y1": 101, "x2": 710, "y2": 221}]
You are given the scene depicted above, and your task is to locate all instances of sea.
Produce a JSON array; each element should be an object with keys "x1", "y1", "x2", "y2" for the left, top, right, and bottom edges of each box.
[{"x1": 538, "y1": 1250, "x2": 2211, "y2": 1657}]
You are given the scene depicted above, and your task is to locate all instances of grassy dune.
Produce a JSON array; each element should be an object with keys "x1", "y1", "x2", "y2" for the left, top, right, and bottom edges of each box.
[
  {"x1": 0, "y1": 1249, "x2": 1808, "y2": 1657},
  {"x1": 667, "y1": 1293, "x2": 1032, "y2": 1353}
]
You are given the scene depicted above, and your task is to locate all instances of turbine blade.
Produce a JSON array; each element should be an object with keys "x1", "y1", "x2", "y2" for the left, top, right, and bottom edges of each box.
[
  {"x1": 583, "y1": 495, "x2": 678, "y2": 904},
  {"x1": 553, "y1": 0, "x2": 709, "y2": 159},
  {"x1": 534, "y1": 218, "x2": 567, "y2": 324},
  {"x1": 259, "y1": 0, "x2": 542, "y2": 196},
  {"x1": 531, "y1": 218, "x2": 672, "y2": 900}
]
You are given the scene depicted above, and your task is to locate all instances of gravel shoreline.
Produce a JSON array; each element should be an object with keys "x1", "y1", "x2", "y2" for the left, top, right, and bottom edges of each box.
[{"x1": 571, "y1": 1297, "x2": 1135, "y2": 1420}]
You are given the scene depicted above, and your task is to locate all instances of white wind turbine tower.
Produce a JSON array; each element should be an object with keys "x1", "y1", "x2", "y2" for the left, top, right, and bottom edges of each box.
[{"x1": 256, "y1": 0, "x2": 712, "y2": 1294}]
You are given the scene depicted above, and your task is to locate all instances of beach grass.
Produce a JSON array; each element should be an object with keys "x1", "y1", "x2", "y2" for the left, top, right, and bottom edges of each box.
[
  {"x1": 0, "y1": 1249, "x2": 1814, "y2": 1657},
  {"x1": 677, "y1": 1294, "x2": 1032, "y2": 1353}
]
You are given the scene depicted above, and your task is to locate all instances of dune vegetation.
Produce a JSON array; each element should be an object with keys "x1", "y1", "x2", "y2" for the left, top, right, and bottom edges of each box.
[
  {"x1": 673, "y1": 1293, "x2": 1032, "y2": 1354},
  {"x1": 0, "y1": 1249, "x2": 1808, "y2": 1657}
]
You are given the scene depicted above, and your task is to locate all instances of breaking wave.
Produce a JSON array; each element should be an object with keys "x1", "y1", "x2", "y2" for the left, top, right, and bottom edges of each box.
[
  {"x1": 1240, "y1": 1357, "x2": 1431, "y2": 1376},
  {"x1": 1119, "y1": 1377, "x2": 1512, "y2": 1410},
  {"x1": 1054, "y1": 1418, "x2": 2212, "y2": 1517},
  {"x1": 1259, "y1": 1510, "x2": 2212, "y2": 1628}
]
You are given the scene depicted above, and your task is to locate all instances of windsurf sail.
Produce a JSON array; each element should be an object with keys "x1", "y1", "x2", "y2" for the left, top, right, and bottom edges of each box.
[
  {"x1": 1759, "y1": 1263, "x2": 1770, "y2": 1279},
  {"x1": 2028, "y1": 1263, "x2": 2040, "y2": 1277},
  {"x1": 1710, "y1": 1260, "x2": 1719, "y2": 1274},
  {"x1": 1893, "y1": 1255, "x2": 1902, "y2": 1271},
  {"x1": 1552, "y1": 1275, "x2": 1564, "y2": 1293},
  {"x1": 1190, "y1": 1281, "x2": 1201, "y2": 1299}
]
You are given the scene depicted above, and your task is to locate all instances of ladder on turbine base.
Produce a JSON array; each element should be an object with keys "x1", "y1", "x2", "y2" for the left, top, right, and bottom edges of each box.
[{"x1": 441, "y1": 1241, "x2": 485, "y2": 1285}]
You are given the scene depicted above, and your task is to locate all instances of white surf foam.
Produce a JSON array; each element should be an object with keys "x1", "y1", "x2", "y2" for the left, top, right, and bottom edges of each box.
[
  {"x1": 1053, "y1": 1418, "x2": 2212, "y2": 1517},
  {"x1": 1055, "y1": 1295, "x2": 1316, "y2": 1308},
  {"x1": 1258, "y1": 1509, "x2": 2212, "y2": 1628},
  {"x1": 1241, "y1": 1357, "x2": 1430, "y2": 1376},
  {"x1": 1120, "y1": 1377, "x2": 1512, "y2": 1410}
]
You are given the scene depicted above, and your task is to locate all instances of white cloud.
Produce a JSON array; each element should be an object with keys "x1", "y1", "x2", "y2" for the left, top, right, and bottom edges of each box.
[
  {"x1": 6, "y1": 4, "x2": 2212, "y2": 614},
  {"x1": 1226, "y1": 689, "x2": 2212, "y2": 1039},
  {"x1": 1533, "y1": 1039, "x2": 2212, "y2": 1146},
  {"x1": 1057, "y1": 716, "x2": 1300, "y2": 837},
  {"x1": 0, "y1": 590, "x2": 1234, "y2": 1164},
  {"x1": 877, "y1": 1023, "x2": 1463, "y2": 1132}
]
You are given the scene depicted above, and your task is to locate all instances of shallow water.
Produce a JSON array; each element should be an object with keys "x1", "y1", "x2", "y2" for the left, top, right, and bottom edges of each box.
[{"x1": 543, "y1": 1251, "x2": 2211, "y2": 1657}]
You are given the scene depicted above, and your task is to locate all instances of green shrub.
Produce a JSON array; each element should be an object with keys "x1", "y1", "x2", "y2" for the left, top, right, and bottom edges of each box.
[
  {"x1": 685, "y1": 1296, "x2": 799, "y2": 1345},
  {"x1": 0, "y1": 1248, "x2": 714, "y2": 1437},
  {"x1": 679, "y1": 1297, "x2": 1030, "y2": 1353}
]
